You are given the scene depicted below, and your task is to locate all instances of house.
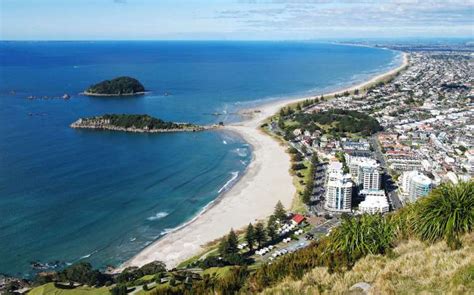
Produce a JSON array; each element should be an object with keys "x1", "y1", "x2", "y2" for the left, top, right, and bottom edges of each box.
[{"x1": 291, "y1": 214, "x2": 306, "y2": 225}]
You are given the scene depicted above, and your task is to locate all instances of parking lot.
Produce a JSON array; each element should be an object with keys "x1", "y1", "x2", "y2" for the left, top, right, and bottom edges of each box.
[{"x1": 254, "y1": 217, "x2": 339, "y2": 263}]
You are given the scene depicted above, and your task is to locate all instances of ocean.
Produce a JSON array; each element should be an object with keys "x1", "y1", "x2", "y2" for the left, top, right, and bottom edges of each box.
[{"x1": 0, "y1": 41, "x2": 400, "y2": 277}]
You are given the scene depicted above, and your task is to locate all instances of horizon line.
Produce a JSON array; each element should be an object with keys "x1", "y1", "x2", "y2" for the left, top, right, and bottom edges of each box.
[{"x1": 1, "y1": 37, "x2": 474, "y2": 42}]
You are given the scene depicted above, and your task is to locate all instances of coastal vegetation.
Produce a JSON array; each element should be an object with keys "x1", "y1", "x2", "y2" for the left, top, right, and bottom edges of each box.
[
  {"x1": 183, "y1": 202, "x2": 288, "y2": 271},
  {"x1": 70, "y1": 114, "x2": 205, "y2": 133},
  {"x1": 84, "y1": 77, "x2": 145, "y2": 96},
  {"x1": 24, "y1": 181, "x2": 473, "y2": 294},
  {"x1": 101, "y1": 114, "x2": 187, "y2": 130},
  {"x1": 261, "y1": 232, "x2": 474, "y2": 294}
]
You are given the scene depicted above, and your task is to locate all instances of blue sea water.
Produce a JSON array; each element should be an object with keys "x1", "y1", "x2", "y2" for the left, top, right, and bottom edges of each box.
[{"x1": 0, "y1": 41, "x2": 400, "y2": 277}]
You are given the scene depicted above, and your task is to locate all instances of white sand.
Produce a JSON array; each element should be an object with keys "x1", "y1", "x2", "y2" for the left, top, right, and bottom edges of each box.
[{"x1": 119, "y1": 52, "x2": 408, "y2": 270}]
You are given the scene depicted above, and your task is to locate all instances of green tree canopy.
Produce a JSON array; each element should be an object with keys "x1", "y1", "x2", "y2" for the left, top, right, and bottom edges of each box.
[
  {"x1": 227, "y1": 229, "x2": 239, "y2": 255},
  {"x1": 267, "y1": 215, "x2": 279, "y2": 241},
  {"x1": 246, "y1": 223, "x2": 256, "y2": 250},
  {"x1": 86, "y1": 76, "x2": 145, "y2": 95},
  {"x1": 255, "y1": 222, "x2": 267, "y2": 248},
  {"x1": 273, "y1": 201, "x2": 287, "y2": 221}
]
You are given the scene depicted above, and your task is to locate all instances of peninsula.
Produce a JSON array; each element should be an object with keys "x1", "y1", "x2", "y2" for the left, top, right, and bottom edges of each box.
[
  {"x1": 83, "y1": 76, "x2": 146, "y2": 96},
  {"x1": 70, "y1": 114, "x2": 208, "y2": 133}
]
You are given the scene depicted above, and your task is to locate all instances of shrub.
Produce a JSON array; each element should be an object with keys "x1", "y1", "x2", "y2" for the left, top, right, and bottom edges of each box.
[
  {"x1": 328, "y1": 214, "x2": 395, "y2": 265},
  {"x1": 140, "y1": 261, "x2": 166, "y2": 275},
  {"x1": 58, "y1": 262, "x2": 109, "y2": 286},
  {"x1": 291, "y1": 163, "x2": 306, "y2": 171},
  {"x1": 413, "y1": 181, "x2": 474, "y2": 249}
]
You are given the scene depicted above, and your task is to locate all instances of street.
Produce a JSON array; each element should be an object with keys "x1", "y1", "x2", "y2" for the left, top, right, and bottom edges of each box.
[{"x1": 370, "y1": 135, "x2": 403, "y2": 210}]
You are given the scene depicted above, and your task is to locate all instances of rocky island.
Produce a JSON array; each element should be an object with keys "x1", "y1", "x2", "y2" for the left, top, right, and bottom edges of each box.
[
  {"x1": 70, "y1": 114, "x2": 209, "y2": 133},
  {"x1": 83, "y1": 76, "x2": 146, "y2": 96}
]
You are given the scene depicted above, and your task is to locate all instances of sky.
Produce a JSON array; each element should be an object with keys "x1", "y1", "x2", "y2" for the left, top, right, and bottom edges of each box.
[{"x1": 1, "y1": 0, "x2": 473, "y2": 40}]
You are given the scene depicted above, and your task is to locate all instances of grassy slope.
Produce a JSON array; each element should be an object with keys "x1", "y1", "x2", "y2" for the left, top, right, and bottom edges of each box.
[
  {"x1": 28, "y1": 283, "x2": 110, "y2": 295},
  {"x1": 261, "y1": 233, "x2": 474, "y2": 295},
  {"x1": 290, "y1": 159, "x2": 311, "y2": 214},
  {"x1": 202, "y1": 266, "x2": 234, "y2": 278}
]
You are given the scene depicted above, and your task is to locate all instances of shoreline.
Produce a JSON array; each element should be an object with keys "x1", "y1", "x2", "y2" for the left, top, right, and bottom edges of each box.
[{"x1": 119, "y1": 51, "x2": 409, "y2": 271}]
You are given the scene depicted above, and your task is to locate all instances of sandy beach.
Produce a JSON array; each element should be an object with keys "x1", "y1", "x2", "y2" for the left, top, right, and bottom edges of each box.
[{"x1": 120, "y1": 52, "x2": 409, "y2": 270}]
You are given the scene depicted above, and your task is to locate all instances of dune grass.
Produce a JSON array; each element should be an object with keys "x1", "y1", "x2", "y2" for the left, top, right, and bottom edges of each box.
[{"x1": 261, "y1": 232, "x2": 474, "y2": 294}]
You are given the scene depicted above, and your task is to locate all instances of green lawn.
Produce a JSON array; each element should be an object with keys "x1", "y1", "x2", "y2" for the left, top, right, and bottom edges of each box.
[
  {"x1": 28, "y1": 283, "x2": 110, "y2": 295},
  {"x1": 291, "y1": 160, "x2": 310, "y2": 214},
  {"x1": 202, "y1": 266, "x2": 233, "y2": 278}
]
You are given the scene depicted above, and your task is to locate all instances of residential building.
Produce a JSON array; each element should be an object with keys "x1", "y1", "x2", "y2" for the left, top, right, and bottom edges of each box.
[
  {"x1": 348, "y1": 157, "x2": 381, "y2": 190},
  {"x1": 401, "y1": 170, "x2": 433, "y2": 202},
  {"x1": 325, "y1": 163, "x2": 353, "y2": 212},
  {"x1": 358, "y1": 161, "x2": 382, "y2": 191},
  {"x1": 358, "y1": 190, "x2": 390, "y2": 214}
]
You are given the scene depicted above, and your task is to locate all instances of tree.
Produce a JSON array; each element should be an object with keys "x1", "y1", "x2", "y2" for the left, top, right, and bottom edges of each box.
[
  {"x1": 301, "y1": 145, "x2": 308, "y2": 155},
  {"x1": 59, "y1": 262, "x2": 108, "y2": 286},
  {"x1": 267, "y1": 215, "x2": 279, "y2": 241},
  {"x1": 273, "y1": 201, "x2": 287, "y2": 221},
  {"x1": 292, "y1": 153, "x2": 303, "y2": 162},
  {"x1": 288, "y1": 147, "x2": 298, "y2": 154},
  {"x1": 302, "y1": 188, "x2": 311, "y2": 205},
  {"x1": 255, "y1": 222, "x2": 267, "y2": 248},
  {"x1": 227, "y1": 229, "x2": 239, "y2": 255},
  {"x1": 277, "y1": 118, "x2": 285, "y2": 129},
  {"x1": 292, "y1": 163, "x2": 306, "y2": 171},
  {"x1": 284, "y1": 130, "x2": 296, "y2": 141},
  {"x1": 245, "y1": 223, "x2": 256, "y2": 250},
  {"x1": 140, "y1": 261, "x2": 166, "y2": 275},
  {"x1": 218, "y1": 236, "x2": 229, "y2": 257}
]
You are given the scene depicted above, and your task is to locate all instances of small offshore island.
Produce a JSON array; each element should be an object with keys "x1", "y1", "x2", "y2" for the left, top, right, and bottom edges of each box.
[
  {"x1": 83, "y1": 76, "x2": 146, "y2": 96},
  {"x1": 70, "y1": 114, "x2": 210, "y2": 133}
]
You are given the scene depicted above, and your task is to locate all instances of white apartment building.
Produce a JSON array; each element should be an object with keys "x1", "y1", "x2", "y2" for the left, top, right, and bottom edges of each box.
[
  {"x1": 325, "y1": 162, "x2": 353, "y2": 212},
  {"x1": 401, "y1": 170, "x2": 433, "y2": 203},
  {"x1": 348, "y1": 157, "x2": 381, "y2": 191},
  {"x1": 358, "y1": 162, "x2": 382, "y2": 191},
  {"x1": 358, "y1": 190, "x2": 389, "y2": 214}
]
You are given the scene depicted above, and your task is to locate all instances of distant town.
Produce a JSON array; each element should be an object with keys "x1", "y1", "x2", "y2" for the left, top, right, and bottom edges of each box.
[{"x1": 267, "y1": 45, "x2": 472, "y2": 220}]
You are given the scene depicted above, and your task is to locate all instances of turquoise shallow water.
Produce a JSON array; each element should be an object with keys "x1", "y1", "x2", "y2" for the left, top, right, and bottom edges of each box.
[{"x1": 0, "y1": 41, "x2": 400, "y2": 277}]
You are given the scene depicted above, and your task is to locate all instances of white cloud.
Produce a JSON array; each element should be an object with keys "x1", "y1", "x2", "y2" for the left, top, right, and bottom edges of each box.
[{"x1": 217, "y1": 0, "x2": 474, "y2": 37}]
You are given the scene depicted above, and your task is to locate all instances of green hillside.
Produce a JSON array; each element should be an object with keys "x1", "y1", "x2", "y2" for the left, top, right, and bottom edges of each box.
[{"x1": 85, "y1": 76, "x2": 145, "y2": 96}]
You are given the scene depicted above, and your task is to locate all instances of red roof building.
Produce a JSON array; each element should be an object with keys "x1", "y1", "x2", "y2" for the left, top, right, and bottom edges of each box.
[{"x1": 291, "y1": 214, "x2": 305, "y2": 225}]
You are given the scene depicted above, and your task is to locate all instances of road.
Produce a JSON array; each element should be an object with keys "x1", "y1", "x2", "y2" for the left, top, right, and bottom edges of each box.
[{"x1": 370, "y1": 135, "x2": 403, "y2": 210}]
